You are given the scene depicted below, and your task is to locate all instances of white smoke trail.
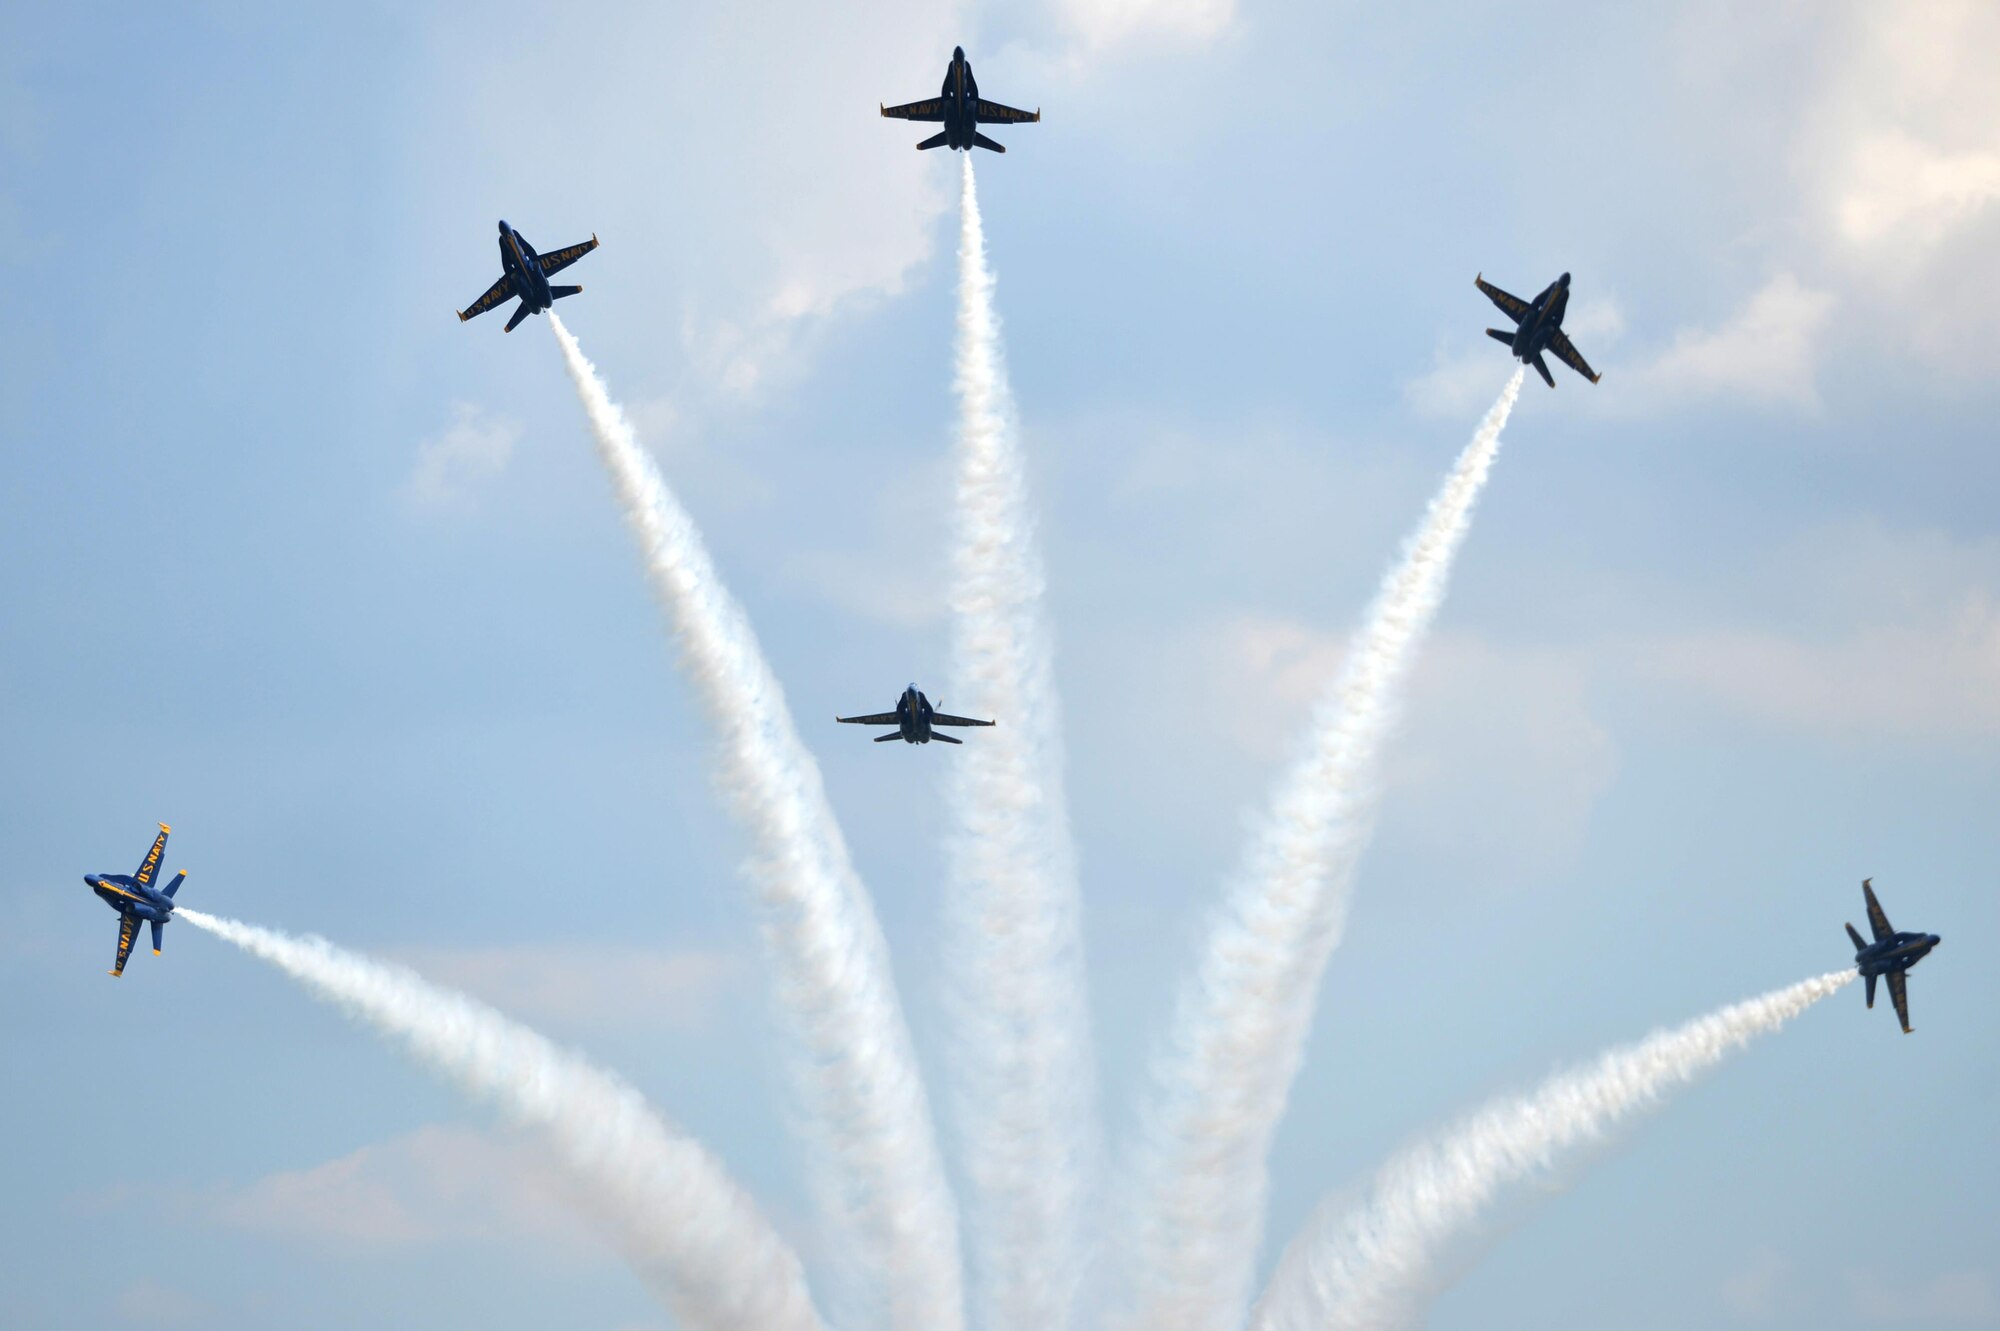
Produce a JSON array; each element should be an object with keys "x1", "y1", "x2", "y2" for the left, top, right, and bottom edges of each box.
[
  {"x1": 178, "y1": 908, "x2": 824, "y2": 1331},
  {"x1": 548, "y1": 315, "x2": 964, "y2": 1331},
  {"x1": 946, "y1": 154, "x2": 1097, "y2": 1331},
  {"x1": 1253, "y1": 970, "x2": 1855, "y2": 1331},
  {"x1": 1124, "y1": 371, "x2": 1526, "y2": 1331}
]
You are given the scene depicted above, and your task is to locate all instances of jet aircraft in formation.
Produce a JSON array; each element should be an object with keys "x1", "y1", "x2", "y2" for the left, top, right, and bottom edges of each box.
[
  {"x1": 457, "y1": 220, "x2": 599, "y2": 332},
  {"x1": 1475, "y1": 271, "x2": 1601, "y2": 388},
  {"x1": 837, "y1": 684, "x2": 994, "y2": 744},
  {"x1": 86, "y1": 823, "x2": 186, "y2": 978},
  {"x1": 1846, "y1": 879, "x2": 1940, "y2": 1034},
  {"x1": 881, "y1": 46, "x2": 1040, "y2": 153}
]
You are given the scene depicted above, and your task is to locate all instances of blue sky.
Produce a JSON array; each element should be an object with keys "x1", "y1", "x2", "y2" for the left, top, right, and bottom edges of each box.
[{"x1": 3, "y1": 2, "x2": 1998, "y2": 1327}]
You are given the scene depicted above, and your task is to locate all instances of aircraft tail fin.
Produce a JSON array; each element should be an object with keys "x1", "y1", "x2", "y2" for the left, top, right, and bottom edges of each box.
[
  {"x1": 503, "y1": 301, "x2": 534, "y2": 333},
  {"x1": 163, "y1": 871, "x2": 186, "y2": 900},
  {"x1": 874, "y1": 732, "x2": 903, "y2": 743},
  {"x1": 916, "y1": 131, "x2": 950, "y2": 151},
  {"x1": 1864, "y1": 970, "x2": 1877, "y2": 1009},
  {"x1": 1485, "y1": 329, "x2": 1515, "y2": 346},
  {"x1": 150, "y1": 920, "x2": 165, "y2": 956},
  {"x1": 549, "y1": 284, "x2": 582, "y2": 301},
  {"x1": 1845, "y1": 921, "x2": 1867, "y2": 952},
  {"x1": 1531, "y1": 352, "x2": 1556, "y2": 388},
  {"x1": 972, "y1": 132, "x2": 1006, "y2": 153}
]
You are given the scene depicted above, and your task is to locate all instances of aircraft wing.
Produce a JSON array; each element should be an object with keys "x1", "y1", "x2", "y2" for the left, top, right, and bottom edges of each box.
[
  {"x1": 932, "y1": 713, "x2": 996, "y2": 727},
  {"x1": 457, "y1": 273, "x2": 517, "y2": 322},
  {"x1": 975, "y1": 99, "x2": 1040, "y2": 124},
  {"x1": 1547, "y1": 329, "x2": 1601, "y2": 383},
  {"x1": 538, "y1": 236, "x2": 599, "y2": 278},
  {"x1": 837, "y1": 712, "x2": 901, "y2": 726},
  {"x1": 1474, "y1": 274, "x2": 1532, "y2": 325},
  {"x1": 881, "y1": 98, "x2": 947, "y2": 121},
  {"x1": 112, "y1": 914, "x2": 139, "y2": 977},
  {"x1": 1863, "y1": 878, "x2": 1894, "y2": 942},
  {"x1": 134, "y1": 824, "x2": 169, "y2": 888},
  {"x1": 1886, "y1": 969, "x2": 1912, "y2": 1033}
]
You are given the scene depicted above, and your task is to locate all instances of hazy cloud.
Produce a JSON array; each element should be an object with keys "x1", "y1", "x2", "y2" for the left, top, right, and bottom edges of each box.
[
  {"x1": 392, "y1": 943, "x2": 742, "y2": 1034},
  {"x1": 403, "y1": 402, "x2": 521, "y2": 509}
]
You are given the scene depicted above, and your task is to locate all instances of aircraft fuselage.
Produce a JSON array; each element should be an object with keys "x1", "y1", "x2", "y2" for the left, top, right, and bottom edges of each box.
[
  {"x1": 941, "y1": 47, "x2": 980, "y2": 150},
  {"x1": 1855, "y1": 930, "x2": 1940, "y2": 977},
  {"x1": 895, "y1": 685, "x2": 941, "y2": 743},
  {"x1": 1510, "y1": 272, "x2": 1571, "y2": 361},
  {"x1": 87, "y1": 874, "x2": 175, "y2": 924},
  {"x1": 500, "y1": 220, "x2": 554, "y2": 313}
]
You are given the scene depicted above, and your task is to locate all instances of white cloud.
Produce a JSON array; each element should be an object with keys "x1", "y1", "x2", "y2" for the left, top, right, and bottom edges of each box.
[
  {"x1": 1837, "y1": 132, "x2": 2000, "y2": 250},
  {"x1": 403, "y1": 402, "x2": 521, "y2": 509},
  {"x1": 203, "y1": 1126, "x2": 600, "y2": 1259},
  {"x1": 113, "y1": 1279, "x2": 213, "y2": 1327},
  {"x1": 1641, "y1": 592, "x2": 2000, "y2": 741},
  {"x1": 1624, "y1": 274, "x2": 1836, "y2": 409},
  {"x1": 1851, "y1": 1268, "x2": 1998, "y2": 1325},
  {"x1": 1052, "y1": 0, "x2": 1237, "y2": 54},
  {"x1": 1194, "y1": 615, "x2": 1617, "y2": 876},
  {"x1": 391, "y1": 943, "x2": 742, "y2": 1034}
]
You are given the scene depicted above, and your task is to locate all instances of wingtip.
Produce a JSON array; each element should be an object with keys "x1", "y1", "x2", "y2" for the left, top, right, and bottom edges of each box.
[
  {"x1": 1863, "y1": 876, "x2": 1873, "y2": 889},
  {"x1": 152, "y1": 949, "x2": 162, "y2": 956},
  {"x1": 456, "y1": 310, "x2": 469, "y2": 321},
  {"x1": 107, "y1": 971, "x2": 121, "y2": 978},
  {"x1": 159, "y1": 822, "x2": 172, "y2": 833}
]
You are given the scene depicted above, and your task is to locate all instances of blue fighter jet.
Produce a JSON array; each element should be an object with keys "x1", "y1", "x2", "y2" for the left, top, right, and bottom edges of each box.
[
  {"x1": 837, "y1": 684, "x2": 994, "y2": 744},
  {"x1": 86, "y1": 823, "x2": 186, "y2": 978},
  {"x1": 880, "y1": 47, "x2": 1040, "y2": 153},
  {"x1": 1474, "y1": 271, "x2": 1602, "y2": 388},
  {"x1": 1846, "y1": 878, "x2": 1940, "y2": 1034},
  {"x1": 457, "y1": 220, "x2": 599, "y2": 332}
]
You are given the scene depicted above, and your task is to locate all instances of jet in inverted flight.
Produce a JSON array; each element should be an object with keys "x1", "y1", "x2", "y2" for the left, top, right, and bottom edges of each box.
[
  {"x1": 837, "y1": 684, "x2": 994, "y2": 744},
  {"x1": 1475, "y1": 271, "x2": 1601, "y2": 388},
  {"x1": 457, "y1": 220, "x2": 598, "y2": 332},
  {"x1": 86, "y1": 823, "x2": 187, "y2": 978},
  {"x1": 1846, "y1": 878, "x2": 1940, "y2": 1034},
  {"x1": 881, "y1": 46, "x2": 1040, "y2": 153}
]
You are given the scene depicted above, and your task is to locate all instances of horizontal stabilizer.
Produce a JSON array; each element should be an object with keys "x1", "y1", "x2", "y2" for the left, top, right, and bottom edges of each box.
[
  {"x1": 1845, "y1": 922, "x2": 1867, "y2": 952},
  {"x1": 874, "y1": 732, "x2": 903, "y2": 742},
  {"x1": 972, "y1": 131, "x2": 1006, "y2": 153},
  {"x1": 1485, "y1": 328, "x2": 1515, "y2": 346},
  {"x1": 930, "y1": 732, "x2": 963, "y2": 744},
  {"x1": 1531, "y1": 352, "x2": 1555, "y2": 388},
  {"x1": 549, "y1": 284, "x2": 582, "y2": 301},
  {"x1": 1865, "y1": 971, "x2": 1877, "y2": 1009},
  {"x1": 916, "y1": 130, "x2": 950, "y2": 150},
  {"x1": 150, "y1": 920, "x2": 164, "y2": 956},
  {"x1": 504, "y1": 301, "x2": 533, "y2": 333},
  {"x1": 164, "y1": 871, "x2": 186, "y2": 900}
]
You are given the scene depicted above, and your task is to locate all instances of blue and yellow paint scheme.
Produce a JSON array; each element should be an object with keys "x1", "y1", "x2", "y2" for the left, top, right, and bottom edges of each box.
[
  {"x1": 86, "y1": 823, "x2": 186, "y2": 978},
  {"x1": 1846, "y1": 879, "x2": 1941, "y2": 1034},
  {"x1": 1475, "y1": 271, "x2": 1602, "y2": 388},
  {"x1": 837, "y1": 683, "x2": 995, "y2": 745},
  {"x1": 456, "y1": 220, "x2": 598, "y2": 332},
  {"x1": 881, "y1": 46, "x2": 1039, "y2": 153}
]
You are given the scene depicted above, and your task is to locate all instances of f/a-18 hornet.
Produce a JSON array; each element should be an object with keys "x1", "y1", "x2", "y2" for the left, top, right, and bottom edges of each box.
[
  {"x1": 457, "y1": 220, "x2": 599, "y2": 332},
  {"x1": 837, "y1": 684, "x2": 995, "y2": 744},
  {"x1": 881, "y1": 46, "x2": 1039, "y2": 153},
  {"x1": 1846, "y1": 879, "x2": 1940, "y2": 1034},
  {"x1": 86, "y1": 823, "x2": 187, "y2": 978},
  {"x1": 1474, "y1": 271, "x2": 1602, "y2": 388}
]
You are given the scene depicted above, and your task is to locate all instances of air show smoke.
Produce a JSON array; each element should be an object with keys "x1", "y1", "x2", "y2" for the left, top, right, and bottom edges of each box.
[
  {"x1": 946, "y1": 155, "x2": 1097, "y2": 1331},
  {"x1": 177, "y1": 909, "x2": 824, "y2": 1331},
  {"x1": 1252, "y1": 970, "x2": 1855, "y2": 1331},
  {"x1": 1124, "y1": 370, "x2": 1526, "y2": 1331},
  {"x1": 549, "y1": 315, "x2": 964, "y2": 1331}
]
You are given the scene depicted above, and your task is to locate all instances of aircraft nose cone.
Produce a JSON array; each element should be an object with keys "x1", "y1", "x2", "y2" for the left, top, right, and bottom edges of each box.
[
  {"x1": 1931, "y1": 934, "x2": 1942, "y2": 946},
  {"x1": 497, "y1": 219, "x2": 510, "y2": 233}
]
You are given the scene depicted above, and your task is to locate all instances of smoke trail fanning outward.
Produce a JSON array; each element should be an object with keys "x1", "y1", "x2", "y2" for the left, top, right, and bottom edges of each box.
[
  {"x1": 548, "y1": 315, "x2": 964, "y2": 1331},
  {"x1": 947, "y1": 154, "x2": 1097, "y2": 1331},
  {"x1": 1124, "y1": 370, "x2": 1526, "y2": 1331},
  {"x1": 178, "y1": 909, "x2": 825, "y2": 1331},
  {"x1": 1253, "y1": 970, "x2": 1854, "y2": 1331}
]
